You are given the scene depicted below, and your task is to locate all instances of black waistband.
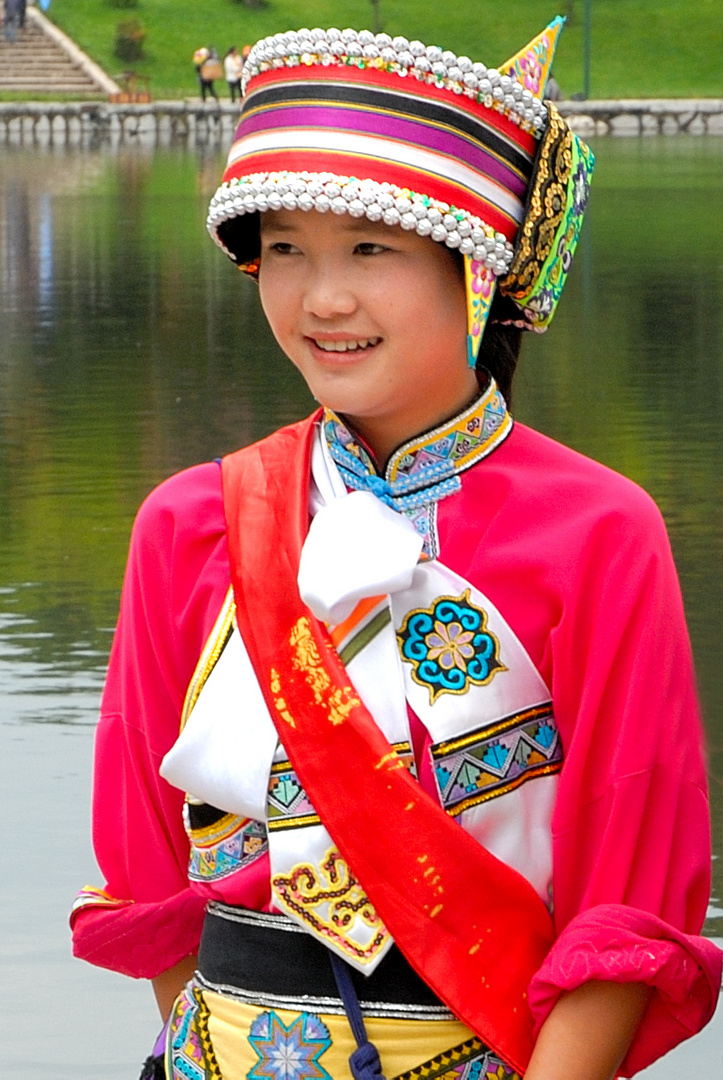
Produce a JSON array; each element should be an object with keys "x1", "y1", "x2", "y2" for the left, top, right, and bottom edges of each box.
[{"x1": 198, "y1": 903, "x2": 446, "y2": 1010}]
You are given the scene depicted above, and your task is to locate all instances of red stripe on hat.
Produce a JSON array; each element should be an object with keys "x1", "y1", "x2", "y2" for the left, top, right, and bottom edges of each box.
[{"x1": 221, "y1": 149, "x2": 518, "y2": 239}]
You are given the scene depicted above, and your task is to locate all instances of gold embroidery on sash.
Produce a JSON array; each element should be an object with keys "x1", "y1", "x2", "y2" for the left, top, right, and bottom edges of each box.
[{"x1": 271, "y1": 847, "x2": 390, "y2": 964}]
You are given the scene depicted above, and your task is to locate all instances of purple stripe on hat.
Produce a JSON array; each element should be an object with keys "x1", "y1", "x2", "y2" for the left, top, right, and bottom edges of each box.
[{"x1": 236, "y1": 103, "x2": 528, "y2": 200}]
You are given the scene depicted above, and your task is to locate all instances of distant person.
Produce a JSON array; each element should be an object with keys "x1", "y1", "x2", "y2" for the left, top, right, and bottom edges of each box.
[
  {"x1": 192, "y1": 46, "x2": 219, "y2": 102},
  {"x1": 2, "y1": 0, "x2": 25, "y2": 42},
  {"x1": 224, "y1": 46, "x2": 243, "y2": 103}
]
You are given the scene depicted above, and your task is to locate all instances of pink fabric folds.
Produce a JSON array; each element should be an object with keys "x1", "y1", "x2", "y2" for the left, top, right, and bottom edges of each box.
[
  {"x1": 71, "y1": 887, "x2": 207, "y2": 980},
  {"x1": 529, "y1": 904, "x2": 722, "y2": 1076}
]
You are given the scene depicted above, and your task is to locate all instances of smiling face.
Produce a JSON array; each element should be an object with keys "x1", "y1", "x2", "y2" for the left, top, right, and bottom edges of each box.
[{"x1": 258, "y1": 209, "x2": 476, "y2": 464}]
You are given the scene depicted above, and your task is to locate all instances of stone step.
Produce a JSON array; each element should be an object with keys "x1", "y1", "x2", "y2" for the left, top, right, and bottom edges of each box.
[{"x1": 0, "y1": 5, "x2": 117, "y2": 94}]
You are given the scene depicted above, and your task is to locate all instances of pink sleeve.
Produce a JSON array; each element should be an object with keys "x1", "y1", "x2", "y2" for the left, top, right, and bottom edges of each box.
[
  {"x1": 71, "y1": 463, "x2": 232, "y2": 979},
  {"x1": 529, "y1": 485, "x2": 722, "y2": 1074}
]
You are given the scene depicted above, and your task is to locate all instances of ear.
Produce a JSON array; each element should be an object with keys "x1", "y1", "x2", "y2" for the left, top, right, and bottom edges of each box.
[{"x1": 500, "y1": 16, "x2": 565, "y2": 101}]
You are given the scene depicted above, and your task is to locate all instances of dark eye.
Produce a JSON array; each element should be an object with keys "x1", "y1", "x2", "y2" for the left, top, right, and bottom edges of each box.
[
  {"x1": 355, "y1": 242, "x2": 387, "y2": 256},
  {"x1": 267, "y1": 241, "x2": 299, "y2": 255}
]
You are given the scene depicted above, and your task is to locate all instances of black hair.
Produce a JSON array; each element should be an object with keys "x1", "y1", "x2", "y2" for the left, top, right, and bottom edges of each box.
[{"x1": 217, "y1": 212, "x2": 524, "y2": 404}]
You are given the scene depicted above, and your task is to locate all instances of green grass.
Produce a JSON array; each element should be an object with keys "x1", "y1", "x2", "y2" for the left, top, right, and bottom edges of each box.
[{"x1": 39, "y1": 0, "x2": 723, "y2": 100}]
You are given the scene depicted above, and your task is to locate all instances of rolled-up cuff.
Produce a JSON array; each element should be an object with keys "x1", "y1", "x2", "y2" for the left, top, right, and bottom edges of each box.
[
  {"x1": 528, "y1": 904, "x2": 722, "y2": 1076},
  {"x1": 70, "y1": 886, "x2": 207, "y2": 979}
]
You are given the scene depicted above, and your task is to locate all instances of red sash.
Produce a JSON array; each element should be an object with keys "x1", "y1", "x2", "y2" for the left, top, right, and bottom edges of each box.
[{"x1": 221, "y1": 414, "x2": 554, "y2": 1074}]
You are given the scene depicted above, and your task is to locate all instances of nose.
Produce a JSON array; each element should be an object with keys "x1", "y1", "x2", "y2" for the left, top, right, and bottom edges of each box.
[{"x1": 302, "y1": 263, "x2": 357, "y2": 320}]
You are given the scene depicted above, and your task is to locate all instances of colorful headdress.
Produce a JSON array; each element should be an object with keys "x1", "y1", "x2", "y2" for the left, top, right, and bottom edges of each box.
[{"x1": 207, "y1": 18, "x2": 594, "y2": 366}]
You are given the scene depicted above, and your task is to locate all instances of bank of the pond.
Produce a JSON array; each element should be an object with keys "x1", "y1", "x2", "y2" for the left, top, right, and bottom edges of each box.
[{"x1": 1, "y1": 98, "x2": 722, "y2": 147}]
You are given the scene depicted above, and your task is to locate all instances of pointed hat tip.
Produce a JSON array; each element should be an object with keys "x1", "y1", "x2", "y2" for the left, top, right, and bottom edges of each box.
[{"x1": 501, "y1": 16, "x2": 566, "y2": 101}]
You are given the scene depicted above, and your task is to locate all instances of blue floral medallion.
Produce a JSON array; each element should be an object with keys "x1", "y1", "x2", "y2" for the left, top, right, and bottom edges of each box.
[{"x1": 397, "y1": 590, "x2": 505, "y2": 704}]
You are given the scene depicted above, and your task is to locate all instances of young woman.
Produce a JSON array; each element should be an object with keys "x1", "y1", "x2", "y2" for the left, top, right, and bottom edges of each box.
[{"x1": 72, "y1": 20, "x2": 721, "y2": 1080}]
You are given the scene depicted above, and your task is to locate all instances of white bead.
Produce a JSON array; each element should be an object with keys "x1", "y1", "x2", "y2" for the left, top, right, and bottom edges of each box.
[
  {"x1": 464, "y1": 72, "x2": 478, "y2": 89},
  {"x1": 400, "y1": 212, "x2": 417, "y2": 230},
  {"x1": 409, "y1": 40, "x2": 425, "y2": 56},
  {"x1": 363, "y1": 44, "x2": 380, "y2": 58},
  {"x1": 375, "y1": 32, "x2": 392, "y2": 47},
  {"x1": 327, "y1": 27, "x2": 342, "y2": 41},
  {"x1": 255, "y1": 194, "x2": 268, "y2": 211},
  {"x1": 459, "y1": 237, "x2": 475, "y2": 255},
  {"x1": 472, "y1": 62, "x2": 486, "y2": 77},
  {"x1": 395, "y1": 196, "x2": 413, "y2": 213},
  {"x1": 448, "y1": 66, "x2": 462, "y2": 82},
  {"x1": 411, "y1": 203, "x2": 428, "y2": 219},
  {"x1": 416, "y1": 218, "x2": 433, "y2": 236},
  {"x1": 381, "y1": 47, "x2": 396, "y2": 62},
  {"x1": 457, "y1": 56, "x2": 473, "y2": 72},
  {"x1": 426, "y1": 45, "x2": 442, "y2": 62},
  {"x1": 347, "y1": 41, "x2": 362, "y2": 57},
  {"x1": 324, "y1": 182, "x2": 341, "y2": 198},
  {"x1": 414, "y1": 57, "x2": 431, "y2": 73},
  {"x1": 281, "y1": 192, "x2": 297, "y2": 210},
  {"x1": 427, "y1": 208, "x2": 443, "y2": 225},
  {"x1": 441, "y1": 50, "x2": 456, "y2": 66},
  {"x1": 242, "y1": 194, "x2": 256, "y2": 211},
  {"x1": 500, "y1": 75, "x2": 512, "y2": 91},
  {"x1": 358, "y1": 29, "x2": 375, "y2": 46},
  {"x1": 457, "y1": 220, "x2": 472, "y2": 238},
  {"x1": 431, "y1": 62, "x2": 446, "y2": 77},
  {"x1": 392, "y1": 36, "x2": 409, "y2": 51},
  {"x1": 431, "y1": 224, "x2": 448, "y2": 242},
  {"x1": 398, "y1": 51, "x2": 414, "y2": 68},
  {"x1": 478, "y1": 78, "x2": 492, "y2": 95},
  {"x1": 472, "y1": 244, "x2": 487, "y2": 261},
  {"x1": 298, "y1": 193, "x2": 314, "y2": 211},
  {"x1": 493, "y1": 87, "x2": 504, "y2": 100},
  {"x1": 443, "y1": 213, "x2": 458, "y2": 230},
  {"x1": 366, "y1": 203, "x2": 383, "y2": 221},
  {"x1": 446, "y1": 230, "x2": 461, "y2": 248},
  {"x1": 487, "y1": 68, "x2": 500, "y2": 85},
  {"x1": 378, "y1": 193, "x2": 395, "y2": 210},
  {"x1": 341, "y1": 28, "x2": 357, "y2": 43},
  {"x1": 315, "y1": 194, "x2": 331, "y2": 212},
  {"x1": 331, "y1": 196, "x2": 347, "y2": 214},
  {"x1": 267, "y1": 192, "x2": 282, "y2": 210},
  {"x1": 348, "y1": 199, "x2": 366, "y2": 217}
]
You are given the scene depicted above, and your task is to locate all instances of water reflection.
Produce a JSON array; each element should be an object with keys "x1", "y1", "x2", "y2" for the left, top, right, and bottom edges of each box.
[{"x1": 1, "y1": 139, "x2": 722, "y2": 1076}]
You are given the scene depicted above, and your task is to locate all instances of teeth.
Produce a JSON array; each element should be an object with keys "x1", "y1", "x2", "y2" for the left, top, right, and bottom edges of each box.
[{"x1": 314, "y1": 337, "x2": 381, "y2": 352}]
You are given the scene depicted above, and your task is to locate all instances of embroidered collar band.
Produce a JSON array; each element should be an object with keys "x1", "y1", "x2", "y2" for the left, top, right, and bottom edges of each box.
[
  {"x1": 207, "y1": 18, "x2": 594, "y2": 362},
  {"x1": 323, "y1": 376, "x2": 511, "y2": 514}
]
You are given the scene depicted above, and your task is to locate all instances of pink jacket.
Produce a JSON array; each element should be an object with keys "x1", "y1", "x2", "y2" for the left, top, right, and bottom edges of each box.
[{"x1": 71, "y1": 419, "x2": 721, "y2": 1075}]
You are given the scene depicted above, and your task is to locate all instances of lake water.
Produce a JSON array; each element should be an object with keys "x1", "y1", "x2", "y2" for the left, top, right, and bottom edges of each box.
[{"x1": 1, "y1": 137, "x2": 722, "y2": 1077}]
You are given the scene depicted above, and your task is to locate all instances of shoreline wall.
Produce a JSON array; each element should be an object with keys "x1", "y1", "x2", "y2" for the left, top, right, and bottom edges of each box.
[{"x1": 0, "y1": 99, "x2": 722, "y2": 147}]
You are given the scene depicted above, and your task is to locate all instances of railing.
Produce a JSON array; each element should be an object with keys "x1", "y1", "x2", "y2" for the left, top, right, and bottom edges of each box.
[{"x1": 1, "y1": 99, "x2": 721, "y2": 147}]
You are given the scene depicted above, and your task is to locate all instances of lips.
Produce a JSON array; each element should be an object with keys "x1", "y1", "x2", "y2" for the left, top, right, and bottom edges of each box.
[{"x1": 311, "y1": 337, "x2": 382, "y2": 353}]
